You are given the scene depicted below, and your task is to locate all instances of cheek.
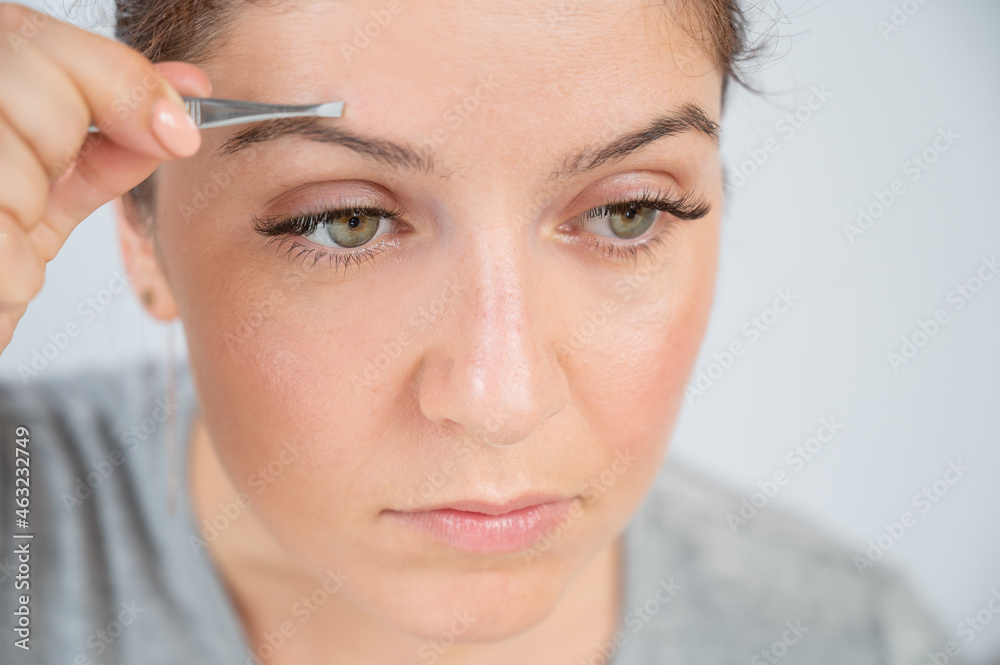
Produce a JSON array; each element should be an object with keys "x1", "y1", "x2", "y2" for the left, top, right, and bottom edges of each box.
[
  {"x1": 566, "y1": 219, "x2": 719, "y2": 493},
  {"x1": 198, "y1": 300, "x2": 375, "y2": 428},
  {"x1": 180, "y1": 304, "x2": 401, "y2": 573},
  {"x1": 172, "y1": 258, "x2": 392, "y2": 529}
]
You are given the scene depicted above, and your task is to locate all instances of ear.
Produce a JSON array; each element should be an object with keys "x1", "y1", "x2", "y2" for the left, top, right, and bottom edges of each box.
[{"x1": 114, "y1": 195, "x2": 180, "y2": 322}]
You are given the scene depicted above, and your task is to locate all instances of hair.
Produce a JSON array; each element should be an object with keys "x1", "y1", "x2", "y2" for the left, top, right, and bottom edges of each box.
[{"x1": 116, "y1": 0, "x2": 763, "y2": 230}]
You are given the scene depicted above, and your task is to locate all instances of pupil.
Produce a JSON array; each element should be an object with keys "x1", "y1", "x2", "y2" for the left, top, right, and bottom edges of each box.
[{"x1": 348, "y1": 215, "x2": 361, "y2": 228}]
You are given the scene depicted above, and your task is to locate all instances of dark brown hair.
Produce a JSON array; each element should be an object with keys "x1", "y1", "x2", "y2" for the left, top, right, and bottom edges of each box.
[{"x1": 116, "y1": 0, "x2": 761, "y2": 228}]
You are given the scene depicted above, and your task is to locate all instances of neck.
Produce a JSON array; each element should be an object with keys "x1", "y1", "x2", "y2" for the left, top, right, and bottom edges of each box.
[{"x1": 187, "y1": 413, "x2": 624, "y2": 665}]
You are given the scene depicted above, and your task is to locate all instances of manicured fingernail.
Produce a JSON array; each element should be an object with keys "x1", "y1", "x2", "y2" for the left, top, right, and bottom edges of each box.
[
  {"x1": 151, "y1": 97, "x2": 200, "y2": 157},
  {"x1": 160, "y1": 80, "x2": 187, "y2": 109}
]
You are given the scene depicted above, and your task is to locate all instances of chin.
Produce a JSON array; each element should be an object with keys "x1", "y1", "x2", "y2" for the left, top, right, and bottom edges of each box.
[{"x1": 337, "y1": 547, "x2": 584, "y2": 643}]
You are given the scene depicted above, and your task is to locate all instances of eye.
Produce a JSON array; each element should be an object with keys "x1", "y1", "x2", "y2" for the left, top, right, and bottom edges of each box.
[
  {"x1": 300, "y1": 209, "x2": 391, "y2": 249},
  {"x1": 571, "y1": 187, "x2": 711, "y2": 264},
  {"x1": 582, "y1": 200, "x2": 659, "y2": 240},
  {"x1": 252, "y1": 203, "x2": 405, "y2": 274},
  {"x1": 255, "y1": 205, "x2": 402, "y2": 250}
]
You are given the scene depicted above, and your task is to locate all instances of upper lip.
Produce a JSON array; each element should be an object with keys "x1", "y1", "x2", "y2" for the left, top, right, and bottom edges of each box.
[{"x1": 394, "y1": 494, "x2": 575, "y2": 516}]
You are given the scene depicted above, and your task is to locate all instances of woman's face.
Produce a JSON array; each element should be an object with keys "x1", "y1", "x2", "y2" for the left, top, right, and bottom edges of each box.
[{"x1": 147, "y1": 0, "x2": 722, "y2": 641}]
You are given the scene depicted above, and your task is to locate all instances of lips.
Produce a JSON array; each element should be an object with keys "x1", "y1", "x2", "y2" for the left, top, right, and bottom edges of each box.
[{"x1": 382, "y1": 496, "x2": 579, "y2": 554}]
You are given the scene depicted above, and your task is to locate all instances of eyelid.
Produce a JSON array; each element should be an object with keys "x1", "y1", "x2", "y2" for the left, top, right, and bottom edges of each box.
[
  {"x1": 265, "y1": 196, "x2": 405, "y2": 221},
  {"x1": 254, "y1": 177, "x2": 408, "y2": 226}
]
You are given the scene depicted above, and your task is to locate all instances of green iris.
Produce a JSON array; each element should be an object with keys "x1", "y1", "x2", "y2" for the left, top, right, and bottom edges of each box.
[
  {"x1": 325, "y1": 211, "x2": 381, "y2": 248},
  {"x1": 608, "y1": 202, "x2": 656, "y2": 239}
]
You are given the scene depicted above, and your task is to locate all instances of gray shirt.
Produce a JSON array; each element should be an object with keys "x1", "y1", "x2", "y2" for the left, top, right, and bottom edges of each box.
[{"x1": 0, "y1": 359, "x2": 960, "y2": 664}]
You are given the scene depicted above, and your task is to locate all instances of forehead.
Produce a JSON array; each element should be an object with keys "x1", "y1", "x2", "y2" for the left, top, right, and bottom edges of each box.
[{"x1": 197, "y1": 0, "x2": 721, "y2": 175}]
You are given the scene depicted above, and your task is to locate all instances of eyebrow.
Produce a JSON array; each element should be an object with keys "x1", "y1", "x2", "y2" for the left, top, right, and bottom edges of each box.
[
  {"x1": 552, "y1": 102, "x2": 719, "y2": 180},
  {"x1": 215, "y1": 101, "x2": 719, "y2": 179}
]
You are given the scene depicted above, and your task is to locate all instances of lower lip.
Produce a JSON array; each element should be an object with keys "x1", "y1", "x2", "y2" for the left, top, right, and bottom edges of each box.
[{"x1": 384, "y1": 499, "x2": 578, "y2": 554}]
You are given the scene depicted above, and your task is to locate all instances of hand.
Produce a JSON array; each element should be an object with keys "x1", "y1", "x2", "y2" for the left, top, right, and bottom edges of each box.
[{"x1": 0, "y1": 3, "x2": 211, "y2": 355}]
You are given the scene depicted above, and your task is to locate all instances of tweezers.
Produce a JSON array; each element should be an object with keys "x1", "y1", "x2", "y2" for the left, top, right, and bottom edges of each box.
[{"x1": 86, "y1": 96, "x2": 345, "y2": 133}]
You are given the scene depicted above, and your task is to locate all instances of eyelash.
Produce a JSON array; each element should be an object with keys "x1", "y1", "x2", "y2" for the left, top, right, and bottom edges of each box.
[
  {"x1": 252, "y1": 202, "x2": 406, "y2": 276},
  {"x1": 574, "y1": 187, "x2": 710, "y2": 266},
  {"x1": 251, "y1": 188, "x2": 710, "y2": 275}
]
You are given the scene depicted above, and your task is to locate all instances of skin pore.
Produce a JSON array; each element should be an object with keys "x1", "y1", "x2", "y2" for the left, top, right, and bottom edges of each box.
[{"x1": 118, "y1": 1, "x2": 724, "y2": 663}]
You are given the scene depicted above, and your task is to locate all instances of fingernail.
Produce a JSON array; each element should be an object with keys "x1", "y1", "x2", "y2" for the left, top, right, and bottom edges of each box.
[
  {"x1": 160, "y1": 79, "x2": 187, "y2": 110},
  {"x1": 151, "y1": 97, "x2": 200, "y2": 158}
]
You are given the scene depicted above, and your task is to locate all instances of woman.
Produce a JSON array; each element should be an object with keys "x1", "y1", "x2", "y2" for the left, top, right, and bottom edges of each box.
[{"x1": 0, "y1": 0, "x2": 956, "y2": 663}]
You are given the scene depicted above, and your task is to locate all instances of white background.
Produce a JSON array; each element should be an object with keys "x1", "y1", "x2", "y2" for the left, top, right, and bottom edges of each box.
[{"x1": 3, "y1": 1, "x2": 998, "y2": 661}]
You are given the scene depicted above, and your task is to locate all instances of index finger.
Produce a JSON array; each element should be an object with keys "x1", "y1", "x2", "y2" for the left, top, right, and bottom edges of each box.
[{"x1": 1, "y1": 3, "x2": 200, "y2": 160}]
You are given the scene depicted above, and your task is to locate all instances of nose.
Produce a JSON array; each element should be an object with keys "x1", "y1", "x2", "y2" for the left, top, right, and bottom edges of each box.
[{"x1": 417, "y1": 229, "x2": 569, "y2": 448}]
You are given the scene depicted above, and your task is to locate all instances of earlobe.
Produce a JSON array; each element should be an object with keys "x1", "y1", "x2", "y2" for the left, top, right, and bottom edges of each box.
[{"x1": 113, "y1": 196, "x2": 180, "y2": 322}]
